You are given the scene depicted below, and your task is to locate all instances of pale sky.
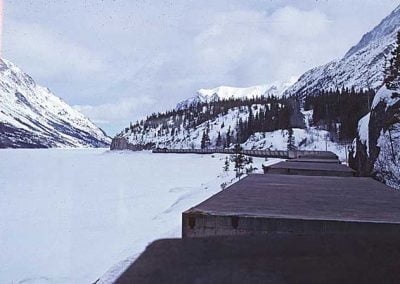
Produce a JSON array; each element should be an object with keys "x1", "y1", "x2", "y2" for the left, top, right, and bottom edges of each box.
[{"x1": 2, "y1": 0, "x2": 399, "y2": 135}]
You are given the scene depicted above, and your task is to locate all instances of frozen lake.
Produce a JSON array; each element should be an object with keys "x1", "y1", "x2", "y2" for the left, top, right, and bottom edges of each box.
[{"x1": 0, "y1": 148, "x2": 279, "y2": 283}]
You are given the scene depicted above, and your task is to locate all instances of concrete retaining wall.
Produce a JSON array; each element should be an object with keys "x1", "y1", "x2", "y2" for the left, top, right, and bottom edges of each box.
[
  {"x1": 182, "y1": 213, "x2": 400, "y2": 238},
  {"x1": 264, "y1": 167, "x2": 355, "y2": 177}
]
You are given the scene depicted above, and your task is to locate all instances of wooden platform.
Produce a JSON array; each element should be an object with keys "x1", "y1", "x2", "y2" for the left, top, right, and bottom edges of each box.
[
  {"x1": 116, "y1": 234, "x2": 400, "y2": 284},
  {"x1": 182, "y1": 174, "x2": 400, "y2": 237},
  {"x1": 264, "y1": 161, "x2": 354, "y2": 176}
]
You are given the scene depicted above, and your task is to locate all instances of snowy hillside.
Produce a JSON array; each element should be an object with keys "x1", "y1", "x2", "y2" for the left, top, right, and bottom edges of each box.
[
  {"x1": 177, "y1": 78, "x2": 297, "y2": 110},
  {"x1": 112, "y1": 98, "x2": 347, "y2": 160},
  {"x1": 115, "y1": 104, "x2": 258, "y2": 150},
  {"x1": 0, "y1": 58, "x2": 110, "y2": 148},
  {"x1": 285, "y1": 5, "x2": 400, "y2": 97}
]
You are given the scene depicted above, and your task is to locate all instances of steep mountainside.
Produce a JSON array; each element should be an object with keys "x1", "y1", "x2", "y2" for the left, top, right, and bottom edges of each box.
[
  {"x1": 350, "y1": 30, "x2": 400, "y2": 189},
  {"x1": 285, "y1": 5, "x2": 400, "y2": 97},
  {"x1": 0, "y1": 59, "x2": 110, "y2": 148}
]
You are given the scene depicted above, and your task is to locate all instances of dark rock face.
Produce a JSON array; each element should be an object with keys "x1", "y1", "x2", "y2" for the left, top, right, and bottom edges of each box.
[
  {"x1": 110, "y1": 137, "x2": 155, "y2": 151},
  {"x1": 0, "y1": 123, "x2": 48, "y2": 148},
  {"x1": 350, "y1": 93, "x2": 400, "y2": 181},
  {"x1": 349, "y1": 140, "x2": 372, "y2": 177},
  {"x1": 0, "y1": 120, "x2": 110, "y2": 149}
]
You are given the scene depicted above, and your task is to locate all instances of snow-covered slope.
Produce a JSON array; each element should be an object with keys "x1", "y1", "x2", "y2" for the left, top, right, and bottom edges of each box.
[
  {"x1": 177, "y1": 78, "x2": 297, "y2": 110},
  {"x1": 116, "y1": 105, "x2": 252, "y2": 149},
  {"x1": 0, "y1": 58, "x2": 110, "y2": 148},
  {"x1": 285, "y1": 5, "x2": 400, "y2": 97}
]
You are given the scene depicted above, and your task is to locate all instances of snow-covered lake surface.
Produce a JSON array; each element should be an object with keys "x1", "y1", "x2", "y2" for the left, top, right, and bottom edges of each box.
[{"x1": 0, "y1": 148, "x2": 280, "y2": 283}]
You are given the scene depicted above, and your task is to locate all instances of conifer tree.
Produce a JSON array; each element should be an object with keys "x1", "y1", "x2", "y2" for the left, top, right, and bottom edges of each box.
[
  {"x1": 216, "y1": 131, "x2": 222, "y2": 148},
  {"x1": 245, "y1": 156, "x2": 255, "y2": 174},
  {"x1": 385, "y1": 31, "x2": 400, "y2": 89},
  {"x1": 225, "y1": 126, "x2": 231, "y2": 148},
  {"x1": 231, "y1": 144, "x2": 246, "y2": 178},
  {"x1": 223, "y1": 156, "x2": 230, "y2": 172},
  {"x1": 201, "y1": 131, "x2": 207, "y2": 149},
  {"x1": 287, "y1": 128, "x2": 296, "y2": 151}
]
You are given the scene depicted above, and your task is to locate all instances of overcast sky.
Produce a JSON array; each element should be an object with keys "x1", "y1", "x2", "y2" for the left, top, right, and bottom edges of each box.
[{"x1": 2, "y1": 0, "x2": 399, "y2": 135}]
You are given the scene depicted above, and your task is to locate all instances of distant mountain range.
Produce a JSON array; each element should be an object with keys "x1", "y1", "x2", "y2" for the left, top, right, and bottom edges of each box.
[
  {"x1": 285, "y1": 5, "x2": 400, "y2": 97},
  {"x1": 176, "y1": 78, "x2": 297, "y2": 110},
  {"x1": 0, "y1": 59, "x2": 110, "y2": 148}
]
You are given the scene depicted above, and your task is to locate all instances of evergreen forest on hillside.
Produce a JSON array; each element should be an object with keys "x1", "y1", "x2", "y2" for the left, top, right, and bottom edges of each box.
[{"x1": 304, "y1": 88, "x2": 374, "y2": 142}]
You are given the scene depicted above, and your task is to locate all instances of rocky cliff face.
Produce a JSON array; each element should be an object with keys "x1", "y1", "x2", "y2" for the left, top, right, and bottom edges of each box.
[
  {"x1": 110, "y1": 137, "x2": 154, "y2": 151},
  {"x1": 350, "y1": 86, "x2": 400, "y2": 188}
]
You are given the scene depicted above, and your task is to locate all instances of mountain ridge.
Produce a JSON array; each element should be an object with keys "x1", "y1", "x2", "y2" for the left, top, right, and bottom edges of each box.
[
  {"x1": 176, "y1": 77, "x2": 297, "y2": 110},
  {"x1": 0, "y1": 58, "x2": 111, "y2": 148},
  {"x1": 285, "y1": 4, "x2": 400, "y2": 97}
]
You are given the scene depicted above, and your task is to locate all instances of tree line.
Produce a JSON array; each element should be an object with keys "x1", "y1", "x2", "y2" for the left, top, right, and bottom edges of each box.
[{"x1": 304, "y1": 88, "x2": 374, "y2": 141}]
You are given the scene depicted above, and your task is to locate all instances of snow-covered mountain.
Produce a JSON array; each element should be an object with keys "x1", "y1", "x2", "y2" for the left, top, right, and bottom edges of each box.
[
  {"x1": 112, "y1": 6, "x2": 400, "y2": 164},
  {"x1": 0, "y1": 58, "x2": 111, "y2": 148},
  {"x1": 177, "y1": 78, "x2": 297, "y2": 110},
  {"x1": 285, "y1": 5, "x2": 400, "y2": 97}
]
